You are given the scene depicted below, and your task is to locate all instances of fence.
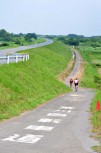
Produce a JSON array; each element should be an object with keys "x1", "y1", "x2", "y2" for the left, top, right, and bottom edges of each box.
[{"x1": 0, "y1": 53, "x2": 29, "y2": 64}]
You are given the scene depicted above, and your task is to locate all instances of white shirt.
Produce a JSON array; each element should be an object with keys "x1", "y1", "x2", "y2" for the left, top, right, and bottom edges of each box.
[{"x1": 74, "y1": 79, "x2": 78, "y2": 83}]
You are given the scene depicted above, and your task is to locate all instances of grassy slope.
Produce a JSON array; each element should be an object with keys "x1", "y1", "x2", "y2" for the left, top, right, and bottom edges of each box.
[
  {"x1": 77, "y1": 46, "x2": 101, "y2": 151},
  {"x1": 0, "y1": 41, "x2": 71, "y2": 120}
]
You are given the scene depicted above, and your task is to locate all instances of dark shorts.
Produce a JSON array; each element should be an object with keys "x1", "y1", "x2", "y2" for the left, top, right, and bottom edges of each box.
[{"x1": 75, "y1": 83, "x2": 78, "y2": 86}]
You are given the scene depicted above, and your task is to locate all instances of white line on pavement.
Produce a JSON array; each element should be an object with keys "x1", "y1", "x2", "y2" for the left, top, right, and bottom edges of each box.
[
  {"x1": 47, "y1": 113, "x2": 67, "y2": 117},
  {"x1": 70, "y1": 94, "x2": 84, "y2": 97},
  {"x1": 38, "y1": 118, "x2": 62, "y2": 123},
  {"x1": 60, "y1": 106, "x2": 75, "y2": 110},
  {"x1": 25, "y1": 125, "x2": 54, "y2": 131}
]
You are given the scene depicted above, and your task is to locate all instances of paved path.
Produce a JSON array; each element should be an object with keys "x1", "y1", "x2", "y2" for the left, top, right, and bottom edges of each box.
[
  {"x1": 0, "y1": 47, "x2": 98, "y2": 153},
  {"x1": 65, "y1": 49, "x2": 81, "y2": 86}
]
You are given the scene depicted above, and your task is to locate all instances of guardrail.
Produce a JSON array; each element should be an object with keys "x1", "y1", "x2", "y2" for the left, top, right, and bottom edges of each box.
[{"x1": 0, "y1": 53, "x2": 29, "y2": 64}]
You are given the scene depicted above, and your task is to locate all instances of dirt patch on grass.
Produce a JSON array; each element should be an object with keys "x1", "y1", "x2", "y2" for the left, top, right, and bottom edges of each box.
[
  {"x1": 98, "y1": 68, "x2": 101, "y2": 76},
  {"x1": 57, "y1": 52, "x2": 84, "y2": 83},
  {"x1": 57, "y1": 58, "x2": 75, "y2": 82},
  {"x1": 76, "y1": 54, "x2": 84, "y2": 82}
]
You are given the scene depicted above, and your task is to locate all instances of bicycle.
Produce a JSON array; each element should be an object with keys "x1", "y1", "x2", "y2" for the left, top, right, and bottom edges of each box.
[
  {"x1": 74, "y1": 78, "x2": 79, "y2": 92},
  {"x1": 75, "y1": 84, "x2": 78, "y2": 92},
  {"x1": 69, "y1": 78, "x2": 73, "y2": 88}
]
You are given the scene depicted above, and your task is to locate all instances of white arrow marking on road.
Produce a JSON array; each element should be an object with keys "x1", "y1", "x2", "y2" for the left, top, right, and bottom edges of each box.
[
  {"x1": 2, "y1": 134, "x2": 20, "y2": 142},
  {"x1": 25, "y1": 125, "x2": 54, "y2": 131},
  {"x1": 47, "y1": 113, "x2": 67, "y2": 117},
  {"x1": 2, "y1": 134, "x2": 43, "y2": 144}
]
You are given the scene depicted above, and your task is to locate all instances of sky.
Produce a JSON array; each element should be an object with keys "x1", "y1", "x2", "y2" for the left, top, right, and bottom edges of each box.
[{"x1": 0, "y1": 0, "x2": 101, "y2": 36}]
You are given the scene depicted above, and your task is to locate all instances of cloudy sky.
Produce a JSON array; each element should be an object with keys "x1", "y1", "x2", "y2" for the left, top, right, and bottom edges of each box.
[{"x1": 0, "y1": 0, "x2": 101, "y2": 36}]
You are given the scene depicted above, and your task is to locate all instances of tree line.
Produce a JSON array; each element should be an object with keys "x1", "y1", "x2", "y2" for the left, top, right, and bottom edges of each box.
[
  {"x1": 46, "y1": 34, "x2": 101, "y2": 47},
  {"x1": 1, "y1": 29, "x2": 101, "y2": 48},
  {"x1": 0, "y1": 29, "x2": 37, "y2": 47}
]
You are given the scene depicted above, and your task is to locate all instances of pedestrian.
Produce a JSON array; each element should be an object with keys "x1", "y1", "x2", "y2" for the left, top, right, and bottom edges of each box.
[
  {"x1": 69, "y1": 78, "x2": 73, "y2": 88},
  {"x1": 74, "y1": 78, "x2": 79, "y2": 92}
]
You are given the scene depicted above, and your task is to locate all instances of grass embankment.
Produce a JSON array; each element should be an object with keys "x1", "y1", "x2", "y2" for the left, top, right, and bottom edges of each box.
[
  {"x1": 0, "y1": 42, "x2": 71, "y2": 120},
  {"x1": 77, "y1": 46, "x2": 101, "y2": 152}
]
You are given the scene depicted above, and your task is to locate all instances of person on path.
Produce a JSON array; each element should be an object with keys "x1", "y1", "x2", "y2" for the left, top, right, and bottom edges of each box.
[
  {"x1": 74, "y1": 78, "x2": 79, "y2": 91},
  {"x1": 69, "y1": 78, "x2": 73, "y2": 88}
]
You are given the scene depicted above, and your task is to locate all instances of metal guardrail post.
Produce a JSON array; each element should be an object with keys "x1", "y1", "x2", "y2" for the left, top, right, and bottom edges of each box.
[
  {"x1": 23, "y1": 56, "x2": 25, "y2": 61},
  {"x1": 0, "y1": 54, "x2": 29, "y2": 64},
  {"x1": 28, "y1": 54, "x2": 29, "y2": 60},
  {"x1": 16, "y1": 55, "x2": 18, "y2": 63},
  {"x1": 25, "y1": 54, "x2": 28, "y2": 61},
  {"x1": 7, "y1": 56, "x2": 9, "y2": 64}
]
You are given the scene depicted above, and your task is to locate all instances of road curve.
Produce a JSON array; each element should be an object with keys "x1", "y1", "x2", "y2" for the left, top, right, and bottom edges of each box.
[
  {"x1": 0, "y1": 38, "x2": 53, "y2": 64},
  {"x1": 0, "y1": 38, "x2": 53, "y2": 56}
]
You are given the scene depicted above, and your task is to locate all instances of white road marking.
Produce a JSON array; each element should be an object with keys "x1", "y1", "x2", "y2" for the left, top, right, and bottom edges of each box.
[
  {"x1": 38, "y1": 118, "x2": 53, "y2": 123},
  {"x1": 54, "y1": 110, "x2": 66, "y2": 113},
  {"x1": 38, "y1": 118, "x2": 62, "y2": 123},
  {"x1": 60, "y1": 106, "x2": 75, "y2": 110},
  {"x1": 2, "y1": 134, "x2": 43, "y2": 144},
  {"x1": 70, "y1": 94, "x2": 83, "y2": 97},
  {"x1": 70, "y1": 94, "x2": 79, "y2": 96},
  {"x1": 3, "y1": 134, "x2": 20, "y2": 142},
  {"x1": 47, "y1": 113, "x2": 67, "y2": 117},
  {"x1": 68, "y1": 110, "x2": 71, "y2": 113},
  {"x1": 53, "y1": 119, "x2": 62, "y2": 123},
  {"x1": 54, "y1": 110, "x2": 60, "y2": 112},
  {"x1": 25, "y1": 125, "x2": 54, "y2": 131},
  {"x1": 17, "y1": 134, "x2": 43, "y2": 143}
]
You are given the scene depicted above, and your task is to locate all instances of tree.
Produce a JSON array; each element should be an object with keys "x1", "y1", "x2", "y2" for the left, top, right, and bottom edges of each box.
[
  {"x1": 67, "y1": 34, "x2": 84, "y2": 39},
  {"x1": 0, "y1": 29, "x2": 12, "y2": 41},
  {"x1": 57, "y1": 36, "x2": 65, "y2": 41},
  {"x1": 64, "y1": 38, "x2": 79, "y2": 46},
  {"x1": 25, "y1": 33, "x2": 37, "y2": 41}
]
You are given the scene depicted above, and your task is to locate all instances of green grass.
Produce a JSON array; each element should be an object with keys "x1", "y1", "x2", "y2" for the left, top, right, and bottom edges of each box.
[
  {"x1": 92, "y1": 145, "x2": 101, "y2": 152},
  {"x1": 0, "y1": 41, "x2": 71, "y2": 120},
  {"x1": 77, "y1": 45, "x2": 101, "y2": 149}
]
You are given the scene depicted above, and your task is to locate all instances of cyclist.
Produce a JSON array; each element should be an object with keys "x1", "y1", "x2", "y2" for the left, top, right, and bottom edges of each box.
[
  {"x1": 69, "y1": 78, "x2": 73, "y2": 88},
  {"x1": 74, "y1": 78, "x2": 79, "y2": 92}
]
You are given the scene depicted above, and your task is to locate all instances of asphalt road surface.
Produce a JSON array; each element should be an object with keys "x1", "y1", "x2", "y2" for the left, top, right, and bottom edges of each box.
[
  {"x1": 0, "y1": 39, "x2": 53, "y2": 56},
  {"x1": 0, "y1": 38, "x2": 53, "y2": 64},
  {"x1": 0, "y1": 47, "x2": 99, "y2": 153}
]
